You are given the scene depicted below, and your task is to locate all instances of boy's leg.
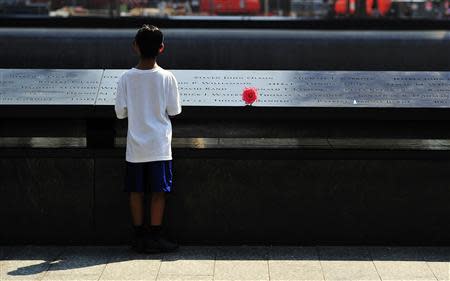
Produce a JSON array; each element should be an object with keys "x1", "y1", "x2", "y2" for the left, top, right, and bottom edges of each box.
[
  {"x1": 147, "y1": 191, "x2": 178, "y2": 252},
  {"x1": 130, "y1": 192, "x2": 145, "y2": 226},
  {"x1": 145, "y1": 160, "x2": 178, "y2": 252},
  {"x1": 149, "y1": 191, "x2": 165, "y2": 240},
  {"x1": 150, "y1": 191, "x2": 165, "y2": 226},
  {"x1": 148, "y1": 160, "x2": 171, "y2": 229},
  {"x1": 129, "y1": 192, "x2": 147, "y2": 253}
]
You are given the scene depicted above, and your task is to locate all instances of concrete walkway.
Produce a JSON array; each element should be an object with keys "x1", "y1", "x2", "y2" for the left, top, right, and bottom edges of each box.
[{"x1": 1, "y1": 245, "x2": 449, "y2": 281}]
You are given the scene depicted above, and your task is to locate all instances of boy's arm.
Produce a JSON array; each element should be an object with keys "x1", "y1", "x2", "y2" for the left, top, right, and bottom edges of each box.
[
  {"x1": 114, "y1": 76, "x2": 128, "y2": 119},
  {"x1": 166, "y1": 74, "x2": 182, "y2": 116}
]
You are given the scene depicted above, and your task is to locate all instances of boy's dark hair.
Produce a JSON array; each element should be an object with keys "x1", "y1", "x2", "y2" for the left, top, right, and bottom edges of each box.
[{"x1": 134, "y1": 24, "x2": 163, "y2": 59}]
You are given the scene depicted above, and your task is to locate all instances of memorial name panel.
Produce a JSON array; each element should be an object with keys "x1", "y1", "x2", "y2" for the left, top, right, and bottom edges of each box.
[
  {"x1": 0, "y1": 69, "x2": 103, "y2": 105},
  {"x1": 2, "y1": 69, "x2": 450, "y2": 108},
  {"x1": 97, "y1": 70, "x2": 450, "y2": 108}
]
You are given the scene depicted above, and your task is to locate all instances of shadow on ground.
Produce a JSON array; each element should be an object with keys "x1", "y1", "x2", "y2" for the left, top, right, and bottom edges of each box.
[{"x1": 1, "y1": 245, "x2": 449, "y2": 278}]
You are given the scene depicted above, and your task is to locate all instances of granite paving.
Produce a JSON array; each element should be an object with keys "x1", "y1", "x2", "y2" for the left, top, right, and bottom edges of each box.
[{"x1": 0, "y1": 246, "x2": 448, "y2": 281}]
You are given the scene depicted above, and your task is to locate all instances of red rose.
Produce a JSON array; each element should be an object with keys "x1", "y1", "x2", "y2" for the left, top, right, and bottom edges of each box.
[{"x1": 242, "y1": 87, "x2": 258, "y2": 105}]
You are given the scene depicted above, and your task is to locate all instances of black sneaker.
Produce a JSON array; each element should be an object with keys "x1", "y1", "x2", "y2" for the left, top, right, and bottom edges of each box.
[
  {"x1": 145, "y1": 236, "x2": 179, "y2": 253},
  {"x1": 131, "y1": 236, "x2": 147, "y2": 254}
]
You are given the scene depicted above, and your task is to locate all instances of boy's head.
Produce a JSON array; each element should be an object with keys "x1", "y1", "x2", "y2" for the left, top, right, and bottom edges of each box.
[{"x1": 133, "y1": 24, "x2": 164, "y2": 59}]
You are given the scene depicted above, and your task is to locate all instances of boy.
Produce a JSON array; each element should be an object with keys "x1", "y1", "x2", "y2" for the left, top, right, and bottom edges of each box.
[{"x1": 114, "y1": 24, "x2": 181, "y2": 253}]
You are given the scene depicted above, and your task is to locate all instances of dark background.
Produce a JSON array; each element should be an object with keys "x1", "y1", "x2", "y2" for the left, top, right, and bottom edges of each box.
[{"x1": 1, "y1": 24, "x2": 450, "y2": 245}]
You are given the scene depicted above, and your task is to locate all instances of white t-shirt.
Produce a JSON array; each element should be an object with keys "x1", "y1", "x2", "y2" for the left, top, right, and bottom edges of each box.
[{"x1": 114, "y1": 66, "x2": 182, "y2": 163}]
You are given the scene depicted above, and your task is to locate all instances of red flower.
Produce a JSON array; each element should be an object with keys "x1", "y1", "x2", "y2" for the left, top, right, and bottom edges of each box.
[{"x1": 242, "y1": 87, "x2": 258, "y2": 105}]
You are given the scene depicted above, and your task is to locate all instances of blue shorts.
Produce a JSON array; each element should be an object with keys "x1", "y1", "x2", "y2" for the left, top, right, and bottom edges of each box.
[{"x1": 124, "y1": 160, "x2": 173, "y2": 193}]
